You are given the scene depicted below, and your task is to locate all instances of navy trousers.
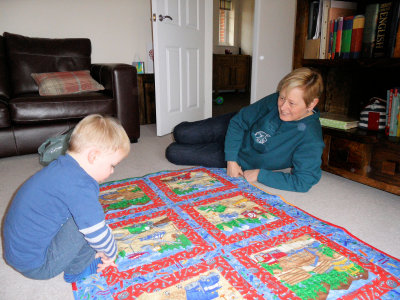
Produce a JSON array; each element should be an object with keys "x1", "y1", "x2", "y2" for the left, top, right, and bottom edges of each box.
[
  {"x1": 21, "y1": 218, "x2": 95, "y2": 279},
  {"x1": 165, "y1": 112, "x2": 236, "y2": 168}
]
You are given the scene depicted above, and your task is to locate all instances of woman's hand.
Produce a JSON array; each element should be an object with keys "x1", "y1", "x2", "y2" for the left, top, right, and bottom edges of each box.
[
  {"x1": 243, "y1": 169, "x2": 260, "y2": 183},
  {"x1": 95, "y1": 252, "x2": 118, "y2": 273},
  {"x1": 227, "y1": 161, "x2": 243, "y2": 177}
]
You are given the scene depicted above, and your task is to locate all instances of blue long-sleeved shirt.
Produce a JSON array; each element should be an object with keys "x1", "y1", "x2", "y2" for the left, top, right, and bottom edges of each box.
[
  {"x1": 225, "y1": 92, "x2": 325, "y2": 192},
  {"x1": 3, "y1": 154, "x2": 117, "y2": 272}
]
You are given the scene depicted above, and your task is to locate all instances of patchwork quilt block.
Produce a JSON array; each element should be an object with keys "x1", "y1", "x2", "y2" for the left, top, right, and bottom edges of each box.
[
  {"x1": 232, "y1": 226, "x2": 400, "y2": 300},
  {"x1": 99, "y1": 180, "x2": 165, "y2": 220},
  {"x1": 149, "y1": 168, "x2": 236, "y2": 202},
  {"x1": 180, "y1": 191, "x2": 295, "y2": 245},
  {"x1": 72, "y1": 167, "x2": 400, "y2": 300},
  {"x1": 114, "y1": 256, "x2": 263, "y2": 300}
]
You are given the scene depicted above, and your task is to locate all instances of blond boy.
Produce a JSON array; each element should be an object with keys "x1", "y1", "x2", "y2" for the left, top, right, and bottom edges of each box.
[{"x1": 3, "y1": 114, "x2": 130, "y2": 282}]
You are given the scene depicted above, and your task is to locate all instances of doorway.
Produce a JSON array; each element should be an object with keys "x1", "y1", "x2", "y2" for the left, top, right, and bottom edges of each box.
[{"x1": 212, "y1": 0, "x2": 254, "y2": 117}]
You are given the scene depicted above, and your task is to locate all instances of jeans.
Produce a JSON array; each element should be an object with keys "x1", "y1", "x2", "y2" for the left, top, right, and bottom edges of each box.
[
  {"x1": 22, "y1": 217, "x2": 95, "y2": 280},
  {"x1": 166, "y1": 112, "x2": 236, "y2": 168}
]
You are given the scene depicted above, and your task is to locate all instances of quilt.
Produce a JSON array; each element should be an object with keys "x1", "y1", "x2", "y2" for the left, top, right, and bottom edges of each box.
[{"x1": 72, "y1": 167, "x2": 400, "y2": 299}]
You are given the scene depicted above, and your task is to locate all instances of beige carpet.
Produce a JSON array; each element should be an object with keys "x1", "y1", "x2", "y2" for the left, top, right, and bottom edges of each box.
[{"x1": 1, "y1": 124, "x2": 399, "y2": 300}]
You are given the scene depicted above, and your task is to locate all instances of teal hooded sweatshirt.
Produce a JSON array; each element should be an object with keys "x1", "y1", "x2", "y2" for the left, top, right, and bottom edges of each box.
[{"x1": 225, "y1": 92, "x2": 325, "y2": 192}]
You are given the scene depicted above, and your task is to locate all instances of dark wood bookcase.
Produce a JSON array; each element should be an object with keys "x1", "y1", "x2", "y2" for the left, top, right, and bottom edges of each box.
[
  {"x1": 293, "y1": 0, "x2": 400, "y2": 195},
  {"x1": 213, "y1": 54, "x2": 251, "y2": 94}
]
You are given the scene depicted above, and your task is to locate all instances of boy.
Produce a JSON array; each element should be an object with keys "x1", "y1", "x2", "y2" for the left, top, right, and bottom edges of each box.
[{"x1": 3, "y1": 114, "x2": 130, "y2": 283}]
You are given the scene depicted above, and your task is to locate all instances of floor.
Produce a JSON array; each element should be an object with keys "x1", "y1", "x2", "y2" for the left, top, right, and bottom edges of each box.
[
  {"x1": 212, "y1": 91, "x2": 250, "y2": 117},
  {"x1": 1, "y1": 124, "x2": 399, "y2": 300}
]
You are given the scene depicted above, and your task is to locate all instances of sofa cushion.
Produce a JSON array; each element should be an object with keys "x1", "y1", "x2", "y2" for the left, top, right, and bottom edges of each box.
[
  {"x1": 31, "y1": 70, "x2": 104, "y2": 96},
  {"x1": 0, "y1": 100, "x2": 10, "y2": 128},
  {"x1": 9, "y1": 92, "x2": 115, "y2": 124},
  {"x1": 0, "y1": 36, "x2": 11, "y2": 100},
  {"x1": 4, "y1": 32, "x2": 91, "y2": 96}
]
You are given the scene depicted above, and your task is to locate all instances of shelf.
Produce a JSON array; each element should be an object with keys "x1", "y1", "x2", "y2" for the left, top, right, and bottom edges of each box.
[
  {"x1": 294, "y1": 0, "x2": 400, "y2": 195},
  {"x1": 322, "y1": 126, "x2": 400, "y2": 145},
  {"x1": 303, "y1": 58, "x2": 400, "y2": 68},
  {"x1": 322, "y1": 164, "x2": 400, "y2": 195}
]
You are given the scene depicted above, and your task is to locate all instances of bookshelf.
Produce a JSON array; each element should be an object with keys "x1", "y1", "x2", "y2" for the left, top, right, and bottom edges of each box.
[{"x1": 293, "y1": 0, "x2": 400, "y2": 195}]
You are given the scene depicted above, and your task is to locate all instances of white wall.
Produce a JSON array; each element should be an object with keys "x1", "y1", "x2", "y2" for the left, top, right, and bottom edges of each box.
[
  {"x1": 0, "y1": 0, "x2": 152, "y2": 65},
  {"x1": 251, "y1": 0, "x2": 296, "y2": 102},
  {"x1": 240, "y1": 0, "x2": 255, "y2": 55},
  {"x1": 0, "y1": 0, "x2": 296, "y2": 118}
]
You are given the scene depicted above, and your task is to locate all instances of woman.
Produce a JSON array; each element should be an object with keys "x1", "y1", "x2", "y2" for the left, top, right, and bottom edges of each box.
[{"x1": 166, "y1": 67, "x2": 325, "y2": 192}]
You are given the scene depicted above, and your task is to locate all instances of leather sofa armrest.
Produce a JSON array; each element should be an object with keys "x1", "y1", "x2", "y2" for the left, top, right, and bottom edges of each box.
[{"x1": 90, "y1": 63, "x2": 140, "y2": 142}]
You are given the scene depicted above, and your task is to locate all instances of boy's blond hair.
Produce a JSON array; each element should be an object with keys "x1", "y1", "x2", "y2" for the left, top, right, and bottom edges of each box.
[
  {"x1": 277, "y1": 67, "x2": 324, "y2": 106},
  {"x1": 68, "y1": 114, "x2": 130, "y2": 155}
]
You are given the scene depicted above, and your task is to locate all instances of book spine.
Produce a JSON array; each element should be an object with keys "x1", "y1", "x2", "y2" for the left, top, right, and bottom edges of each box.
[
  {"x1": 335, "y1": 17, "x2": 344, "y2": 58},
  {"x1": 389, "y1": 89, "x2": 399, "y2": 136},
  {"x1": 397, "y1": 109, "x2": 400, "y2": 137},
  {"x1": 350, "y1": 15, "x2": 365, "y2": 59},
  {"x1": 332, "y1": 19, "x2": 339, "y2": 59},
  {"x1": 387, "y1": 1, "x2": 400, "y2": 57},
  {"x1": 393, "y1": 21, "x2": 400, "y2": 57},
  {"x1": 373, "y1": 1, "x2": 393, "y2": 58},
  {"x1": 386, "y1": 89, "x2": 393, "y2": 136},
  {"x1": 386, "y1": 89, "x2": 390, "y2": 127},
  {"x1": 319, "y1": 116, "x2": 358, "y2": 130},
  {"x1": 361, "y1": 4, "x2": 380, "y2": 58},
  {"x1": 328, "y1": 20, "x2": 335, "y2": 59},
  {"x1": 341, "y1": 16, "x2": 354, "y2": 58}
]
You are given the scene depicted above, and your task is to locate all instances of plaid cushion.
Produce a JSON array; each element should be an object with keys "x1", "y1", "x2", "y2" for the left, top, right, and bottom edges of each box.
[{"x1": 31, "y1": 70, "x2": 104, "y2": 96}]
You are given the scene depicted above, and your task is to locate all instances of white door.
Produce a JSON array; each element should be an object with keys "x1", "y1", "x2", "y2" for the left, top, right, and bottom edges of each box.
[{"x1": 152, "y1": 0, "x2": 213, "y2": 136}]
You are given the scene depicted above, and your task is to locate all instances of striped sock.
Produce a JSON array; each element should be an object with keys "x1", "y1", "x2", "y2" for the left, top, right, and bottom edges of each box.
[{"x1": 63, "y1": 257, "x2": 101, "y2": 283}]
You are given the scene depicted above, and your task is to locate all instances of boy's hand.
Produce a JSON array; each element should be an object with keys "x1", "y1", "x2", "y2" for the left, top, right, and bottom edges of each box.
[
  {"x1": 95, "y1": 252, "x2": 117, "y2": 273},
  {"x1": 227, "y1": 161, "x2": 243, "y2": 177},
  {"x1": 243, "y1": 169, "x2": 260, "y2": 183}
]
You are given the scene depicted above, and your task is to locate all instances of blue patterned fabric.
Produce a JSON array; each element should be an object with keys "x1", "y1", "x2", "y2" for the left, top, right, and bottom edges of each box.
[{"x1": 72, "y1": 167, "x2": 400, "y2": 300}]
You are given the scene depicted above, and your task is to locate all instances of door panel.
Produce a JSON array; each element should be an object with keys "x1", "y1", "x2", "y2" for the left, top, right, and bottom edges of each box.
[{"x1": 152, "y1": 0, "x2": 212, "y2": 136}]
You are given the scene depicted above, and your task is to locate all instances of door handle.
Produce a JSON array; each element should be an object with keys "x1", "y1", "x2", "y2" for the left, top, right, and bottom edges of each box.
[{"x1": 159, "y1": 14, "x2": 173, "y2": 22}]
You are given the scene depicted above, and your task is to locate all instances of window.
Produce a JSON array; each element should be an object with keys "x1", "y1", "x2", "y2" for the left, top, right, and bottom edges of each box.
[{"x1": 218, "y1": 0, "x2": 234, "y2": 46}]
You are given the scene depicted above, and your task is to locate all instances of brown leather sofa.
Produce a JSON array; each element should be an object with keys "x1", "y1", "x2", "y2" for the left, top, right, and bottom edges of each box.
[{"x1": 0, "y1": 32, "x2": 140, "y2": 158}]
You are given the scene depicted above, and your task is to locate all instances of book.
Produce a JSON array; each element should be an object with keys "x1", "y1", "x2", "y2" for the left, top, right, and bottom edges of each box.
[
  {"x1": 389, "y1": 89, "x2": 399, "y2": 137},
  {"x1": 331, "y1": 19, "x2": 338, "y2": 59},
  {"x1": 393, "y1": 21, "x2": 400, "y2": 57},
  {"x1": 397, "y1": 110, "x2": 400, "y2": 137},
  {"x1": 319, "y1": 113, "x2": 359, "y2": 130},
  {"x1": 341, "y1": 16, "x2": 354, "y2": 58},
  {"x1": 350, "y1": 15, "x2": 365, "y2": 59},
  {"x1": 335, "y1": 17, "x2": 345, "y2": 58},
  {"x1": 387, "y1": 1, "x2": 400, "y2": 57},
  {"x1": 319, "y1": 0, "x2": 331, "y2": 58},
  {"x1": 373, "y1": 1, "x2": 394, "y2": 58},
  {"x1": 361, "y1": 3, "x2": 380, "y2": 58},
  {"x1": 328, "y1": 19, "x2": 335, "y2": 58},
  {"x1": 326, "y1": 7, "x2": 356, "y2": 58},
  {"x1": 386, "y1": 89, "x2": 393, "y2": 135}
]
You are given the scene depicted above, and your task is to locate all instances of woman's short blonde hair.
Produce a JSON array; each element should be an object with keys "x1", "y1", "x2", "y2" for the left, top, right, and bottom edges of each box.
[
  {"x1": 277, "y1": 67, "x2": 324, "y2": 106},
  {"x1": 68, "y1": 114, "x2": 130, "y2": 155}
]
